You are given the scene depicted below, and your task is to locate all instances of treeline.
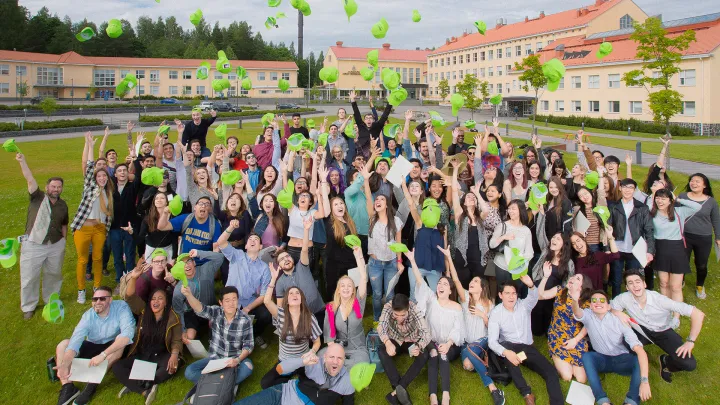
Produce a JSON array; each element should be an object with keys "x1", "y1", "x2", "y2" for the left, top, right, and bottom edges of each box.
[{"x1": 0, "y1": 1, "x2": 325, "y2": 87}]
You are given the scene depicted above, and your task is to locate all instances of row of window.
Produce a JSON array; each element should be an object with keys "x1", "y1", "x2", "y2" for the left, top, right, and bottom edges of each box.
[
  {"x1": 370, "y1": 67, "x2": 423, "y2": 84},
  {"x1": 541, "y1": 100, "x2": 696, "y2": 116},
  {"x1": 430, "y1": 41, "x2": 552, "y2": 68},
  {"x1": 93, "y1": 69, "x2": 292, "y2": 86}
]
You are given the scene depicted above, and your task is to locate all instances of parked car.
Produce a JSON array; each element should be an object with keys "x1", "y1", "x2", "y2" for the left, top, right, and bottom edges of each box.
[
  {"x1": 198, "y1": 101, "x2": 215, "y2": 111},
  {"x1": 277, "y1": 103, "x2": 301, "y2": 110},
  {"x1": 160, "y1": 98, "x2": 181, "y2": 105},
  {"x1": 213, "y1": 102, "x2": 240, "y2": 112},
  {"x1": 30, "y1": 96, "x2": 44, "y2": 105}
]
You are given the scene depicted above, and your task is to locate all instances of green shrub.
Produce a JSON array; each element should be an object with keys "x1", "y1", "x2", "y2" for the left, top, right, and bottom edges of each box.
[
  {"x1": 138, "y1": 108, "x2": 316, "y2": 123},
  {"x1": 535, "y1": 114, "x2": 695, "y2": 137},
  {"x1": 19, "y1": 118, "x2": 104, "y2": 131},
  {"x1": 0, "y1": 122, "x2": 19, "y2": 131}
]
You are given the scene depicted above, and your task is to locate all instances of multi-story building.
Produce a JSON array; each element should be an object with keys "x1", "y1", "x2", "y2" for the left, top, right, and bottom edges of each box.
[
  {"x1": 322, "y1": 42, "x2": 430, "y2": 100},
  {"x1": 0, "y1": 50, "x2": 300, "y2": 100}
]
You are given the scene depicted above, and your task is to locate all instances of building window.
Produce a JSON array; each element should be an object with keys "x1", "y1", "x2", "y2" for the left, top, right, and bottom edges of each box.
[
  {"x1": 571, "y1": 76, "x2": 581, "y2": 89},
  {"x1": 36, "y1": 67, "x2": 63, "y2": 85},
  {"x1": 496, "y1": 48, "x2": 502, "y2": 59},
  {"x1": 480, "y1": 52, "x2": 485, "y2": 61},
  {"x1": 150, "y1": 85, "x2": 159, "y2": 95},
  {"x1": 513, "y1": 80, "x2": 517, "y2": 90},
  {"x1": 588, "y1": 100, "x2": 600, "y2": 112},
  {"x1": 525, "y1": 44, "x2": 532, "y2": 55},
  {"x1": 473, "y1": 69, "x2": 477, "y2": 76},
  {"x1": 505, "y1": 82, "x2": 510, "y2": 93},
  {"x1": 182, "y1": 85, "x2": 192, "y2": 95},
  {"x1": 196, "y1": 85, "x2": 205, "y2": 95},
  {"x1": 214, "y1": 72, "x2": 223, "y2": 80},
  {"x1": 169, "y1": 70, "x2": 178, "y2": 79},
  {"x1": 0, "y1": 65, "x2": 9, "y2": 75},
  {"x1": 497, "y1": 83, "x2": 503, "y2": 93},
  {"x1": 620, "y1": 14, "x2": 634, "y2": 29},
  {"x1": 558, "y1": 77, "x2": 565, "y2": 90},
  {"x1": 629, "y1": 101, "x2": 642, "y2": 114},
  {"x1": 506, "y1": 64, "x2": 512, "y2": 74},
  {"x1": 608, "y1": 101, "x2": 620, "y2": 113},
  {"x1": 446, "y1": 57, "x2": 450, "y2": 65},
  {"x1": 488, "y1": 84, "x2": 493, "y2": 93},
  {"x1": 402, "y1": 68, "x2": 408, "y2": 82},
  {"x1": 536, "y1": 42, "x2": 543, "y2": 51},
  {"x1": 183, "y1": 71, "x2": 192, "y2": 80},
  {"x1": 681, "y1": 101, "x2": 696, "y2": 116},
  {"x1": 135, "y1": 70, "x2": 145, "y2": 79},
  {"x1": 479, "y1": 68, "x2": 485, "y2": 77},
  {"x1": 488, "y1": 67, "x2": 493, "y2": 77},
  {"x1": 169, "y1": 86, "x2": 178, "y2": 95},
  {"x1": 148, "y1": 70, "x2": 159, "y2": 83},
  {"x1": 541, "y1": 100, "x2": 549, "y2": 111},
  {"x1": 16, "y1": 66, "x2": 27, "y2": 76},
  {"x1": 505, "y1": 47, "x2": 511, "y2": 58},
  {"x1": 434, "y1": 73, "x2": 438, "y2": 81},
  {"x1": 416, "y1": 68, "x2": 421, "y2": 82},
  {"x1": 679, "y1": 69, "x2": 696, "y2": 86},
  {"x1": 459, "y1": 55, "x2": 463, "y2": 64},
  {"x1": 270, "y1": 72, "x2": 278, "y2": 81},
  {"x1": 440, "y1": 58, "x2": 444, "y2": 66},
  {"x1": 497, "y1": 66, "x2": 503, "y2": 76},
  {"x1": 488, "y1": 50, "x2": 494, "y2": 60},
  {"x1": 452, "y1": 56, "x2": 456, "y2": 65},
  {"x1": 258, "y1": 72, "x2": 266, "y2": 81},
  {"x1": 452, "y1": 71, "x2": 456, "y2": 80},
  {"x1": 515, "y1": 45, "x2": 521, "y2": 56},
  {"x1": 473, "y1": 52, "x2": 478, "y2": 62},
  {"x1": 0, "y1": 83, "x2": 8, "y2": 94},
  {"x1": 240, "y1": 88, "x2": 249, "y2": 95},
  {"x1": 282, "y1": 72, "x2": 290, "y2": 80},
  {"x1": 459, "y1": 70, "x2": 464, "y2": 79},
  {"x1": 440, "y1": 72, "x2": 444, "y2": 80},
  {"x1": 555, "y1": 100, "x2": 565, "y2": 112},
  {"x1": 138, "y1": 86, "x2": 145, "y2": 95},
  {"x1": 588, "y1": 75, "x2": 599, "y2": 89},
  {"x1": 572, "y1": 100, "x2": 582, "y2": 112},
  {"x1": 608, "y1": 74, "x2": 620, "y2": 88},
  {"x1": 228, "y1": 73, "x2": 237, "y2": 80},
  {"x1": 93, "y1": 69, "x2": 115, "y2": 86}
]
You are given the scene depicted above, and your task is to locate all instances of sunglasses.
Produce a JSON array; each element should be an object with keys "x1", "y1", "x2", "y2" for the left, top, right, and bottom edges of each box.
[
  {"x1": 590, "y1": 297, "x2": 607, "y2": 303},
  {"x1": 92, "y1": 296, "x2": 111, "y2": 302}
]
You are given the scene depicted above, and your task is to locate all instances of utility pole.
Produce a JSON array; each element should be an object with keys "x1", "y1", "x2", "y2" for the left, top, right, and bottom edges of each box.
[{"x1": 297, "y1": 10, "x2": 304, "y2": 60}]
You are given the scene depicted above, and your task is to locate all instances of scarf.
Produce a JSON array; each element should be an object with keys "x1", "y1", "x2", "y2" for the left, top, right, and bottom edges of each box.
[
  {"x1": 326, "y1": 298, "x2": 362, "y2": 339},
  {"x1": 29, "y1": 194, "x2": 52, "y2": 244}
]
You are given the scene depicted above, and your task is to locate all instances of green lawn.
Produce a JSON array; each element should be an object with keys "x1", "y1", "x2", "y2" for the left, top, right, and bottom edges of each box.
[
  {"x1": 1, "y1": 122, "x2": 718, "y2": 404},
  {"x1": 517, "y1": 118, "x2": 708, "y2": 140}
]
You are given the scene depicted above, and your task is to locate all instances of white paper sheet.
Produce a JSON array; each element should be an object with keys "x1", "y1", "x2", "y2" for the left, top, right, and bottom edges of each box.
[
  {"x1": 186, "y1": 340, "x2": 209, "y2": 359},
  {"x1": 632, "y1": 236, "x2": 649, "y2": 268},
  {"x1": 574, "y1": 211, "x2": 591, "y2": 236},
  {"x1": 129, "y1": 360, "x2": 157, "y2": 381},
  {"x1": 347, "y1": 267, "x2": 361, "y2": 287},
  {"x1": 566, "y1": 380, "x2": 595, "y2": 405},
  {"x1": 69, "y1": 358, "x2": 108, "y2": 384},
  {"x1": 201, "y1": 358, "x2": 231, "y2": 374},
  {"x1": 385, "y1": 155, "x2": 413, "y2": 188},
  {"x1": 384, "y1": 272, "x2": 402, "y2": 300}
]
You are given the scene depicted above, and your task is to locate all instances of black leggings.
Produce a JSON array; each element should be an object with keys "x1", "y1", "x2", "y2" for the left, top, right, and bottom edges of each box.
[
  {"x1": 428, "y1": 342, "x2": 462, "y2": 395},
  {"x1": 685, "y1": 233, "x2": 712, "y2": 287},
  {"x1": 112, "y1": 352, "x2": 177, "y2": 394}
]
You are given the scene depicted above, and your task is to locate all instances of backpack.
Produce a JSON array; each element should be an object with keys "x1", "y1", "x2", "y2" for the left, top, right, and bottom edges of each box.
[
  {"x1": 179, "y1": 214, "x2": 216, "y2": 253},
  {"x1": 366, "y1": 330, "x2": 385, "y2": 373},
  {"x1": 464, "y1": 341, "x2": 511, "y2": 386},
  {"x1": 180, "y1": 366, "x2": 237, "y2": 405},
  {"x1": 118, "y1": 271, "x2": 150, "y2": 299}
]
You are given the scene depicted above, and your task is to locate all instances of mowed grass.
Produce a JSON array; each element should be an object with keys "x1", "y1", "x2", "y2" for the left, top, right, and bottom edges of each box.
[
  {"x1": 1, "y1": 120, "x2": 719, "y2": 404},
  {"x1": 517, "y1": 118, "x2": 709, "y2": 140}
]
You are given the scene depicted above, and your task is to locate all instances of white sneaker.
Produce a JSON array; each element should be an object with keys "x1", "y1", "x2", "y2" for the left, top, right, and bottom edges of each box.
[
  {"x1": 117, "y1": 386, "x2": 129, "y2": 398},
  {"x1": 696, "y1": 287, "x2": 707, "y2": 300},
  {"x1": 77, "y1": 290, "x2": 86, "y2": 304}
]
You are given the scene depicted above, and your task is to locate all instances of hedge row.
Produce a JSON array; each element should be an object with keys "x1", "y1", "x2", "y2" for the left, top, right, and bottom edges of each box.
[
  {"x1": 138, "y1": 108, "x2": 316, "y2": 123},
  {"x1": 0, "y1": 103, "x2": 168, "y2": 111},
  {"x1": 535, "y1": 114, "x2": 694, "y2": 137},
  {"x1": 0, "y1": 118, "x2": 104, "y2": 132}
]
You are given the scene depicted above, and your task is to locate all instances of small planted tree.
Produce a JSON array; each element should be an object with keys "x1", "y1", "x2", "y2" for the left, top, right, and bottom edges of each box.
[
  {"x1": 17, "y1": 81, "x2": 28, "y2": 104},
  {"x1": 456, "y1": 74, "x2": 482, "y2": 118},
  {"x1": 479, "y1": 80, "x2": 490, "y2": 107},
  {"x1": 438, "y1": 78, "x2": 450, "y2": 103},
  {"x1": 39, "y1": 97, "x2": 57, "y2": 120},
  {"x1": 514, "y1": 54, "x2": 547, "y2": 133}
]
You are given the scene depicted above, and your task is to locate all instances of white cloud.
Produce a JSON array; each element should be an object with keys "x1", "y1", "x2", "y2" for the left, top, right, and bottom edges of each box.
[{"x1": 19, "y1": 0, "x2": 719, "y2": 57}]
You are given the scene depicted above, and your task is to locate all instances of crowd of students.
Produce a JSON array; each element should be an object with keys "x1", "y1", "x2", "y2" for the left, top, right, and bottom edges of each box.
[{"x1": 15, "y1": 90, "x2": 716, "y2": 405}]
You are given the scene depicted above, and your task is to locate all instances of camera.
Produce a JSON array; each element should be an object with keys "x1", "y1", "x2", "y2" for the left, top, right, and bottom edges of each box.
[{"x1": 335, "y1": 339, "x2": 348, "y2": 347}]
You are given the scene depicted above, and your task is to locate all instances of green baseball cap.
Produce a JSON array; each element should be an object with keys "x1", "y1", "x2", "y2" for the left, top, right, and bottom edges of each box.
[
  {"x1": 212, "y1": 79, "x2": 229, "y2": 92},
  {"x1": 169, "y1": 194, "x2": 183, "y2": 216},
  {"x1": 505, "y1": 246, "x2": 528, "y2": 279},
  {"x1": 115, "y1": 80, "x2": 129, "y2": 98},
  {"x1": 76, "y1": 27, "x2": 96, "y2": 42},
  {"x1": 388, "y1": 242, "x2": 408, "y2": 253},
  {"x1": 350, "y1": 362, "x2": 376, "y2": 392},
  {"x1": 290, "y1": 0, "x2": 300, "y2": 7},
  {"x1": 221, "y1": 170, "x2": 242, "y2": 186},
  {"x1": 318, "y1": 132, "x2": 329, "y2": 147},
  {"x1": 122, "y1": 73, "x2": 138, "y2": 90},
  {"x1": 151, "y1": 248, "x2": 168, "y2": 260},
  {"x1": 141, "y1": 167, "x2": 164, "y2": 187},
  {"x1": 236, "y1": 66, "x2": 247, "y2": 79},
  {"x1": 451, "y1": 93, "x2": 464, "y2": 116},
  {"x1": 388, "y1": 87, "x2": 408, "y2": 107},
  {"x1": 421, "y1": 198, "x2": 441, "y2": 228},
  {"x1": 216, "y1": 50, "x2": 232, "y2": 74},
  {"x1": 584, "y1": 171, "x2": 600, "y2": 190},
  {"x1": 190, "y1": 9, "x2": 203, "y2": 26},
  {"x1": 241, "y1": 77, "x2": 252, "y2": 90},
  {"x1": 319, "y1": 66, "x2": 339, "y2": 83},
  {"x1": 384, "y1": 123, "x2": 401, "y2": 139},
  {"x1": 2, "y1": 139, "x2": 21, "y2": 154},
  {"x1": 344, "y1": 235, "x2": 362, "y2": 249},
  {"x1": 489, "y1": 94, "x2": 503, "y2": 105},
  {"x1": 158, "y1": 125, "x2": 171, "y2": 135},
  {"x1": 196, "y1": 61, "x2": 211, "y2": 80},
  {"x1": 306, "y1": 119, "x2": 315, "y2": 129},
  {"x1": 374, "y1": 156, "x2": 392, "y2": 168},
  {"x1": 42, "y1": 293, "x2": 64, "y2": 324},
  {"x1": 543, "y1": 58, "x2": 566, "y2": 92},
  {"x1": 360, "y1": 67, "x2": 374, "y2": 81},
  {"x1": 215, "y1": 123, "x2": 228, "y2": 143},
  {"x1": 412, "y1": 10, "x2": 422, "y2": 23},
  {"x1": 367, "y1": 50, "x2": 379, "y2": 69},
  {"x1": 596, "y1": 42, "x2": 613, "y2": 60},
  {"x1": 0, "y1": 238, "x2": 20, "y2": 269},
  {"x1": 487, "y1": 142, "x2": 499, "y2": 156},
  {"x1": 298, "y1": 0, "x2": 312, "y2": 16},
  {"x1": 265, "y1": 16, "x2": 278, "y2": 29},
  {"x1": 278, "y1": 78, "x2": 290, "y2": 92},
  {"x1": 371, "y1": 18, "x2": 389, "y2": 39},
  {"x1": 345, "y1": 123, "x2": 356, "y2": 138},
  {"x1": 268, "y1": 0, "x2": 281, "y2": 6},
  {"x1": 381, "y1": 68, "x2": 400, "y2": 90},
  {"x1": 428, "y1": 110, "x2": 445, "y2": 128},
  {"x1": 301, "y1": 139, "x2": 315, "y2": 151},
  {"x1": 593, "y1": 206, "x2": 611, "y2": 228},
  {"x1": 277, "y1": 180, "x2": 294, "y2": 209},
  {"x1": 288, "y1": 133, "x2": 305, "y2": 152},
  {"x1": 526, "y1": 182, "x2": 548, "y2": 211},
  {"x1": 464, "y1": 120, "x2": 476, "y2": 129},
  {"x1": 170, "y1": 261, "x2": 188, "y2": 286},
  {"x1": 344, "y1": 0, "x2": 358, "y2": 21},
  {"x1": 261, "y1": 113, "x2": 275, "y2": 127},
  {"x1": 475, "y1": 21, "x2": 487, "y2": 35},
  {"x1": 106, "y1": 19, "x2": 123, "y2": 38}
]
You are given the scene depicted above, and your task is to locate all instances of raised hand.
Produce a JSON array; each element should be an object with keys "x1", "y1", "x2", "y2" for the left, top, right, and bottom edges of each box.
[
  {"x1": 542, "y1": 261, "x2": 552, "y2": 279},
  {"x1": 436, "y1": 245, "x2": 451, "y2": 258},
  {"x1": 303, "y1": 216, "x2": 314, "y2": 230},
  {"x1": 405, "y1": 110, "x2": 413, "y2": 120},
  {"x1": 229, "y1": 219, "x2": 240, "y2": 229},
  {"x1": 625, "y1": 153, "x2": 632, "y2": 166},
  {"x1": 349, "y1": 90, "x2": 357, "y2": 103},
  {"x1": 127, "y1": 121, "x2": 136, "y2": 133},
  {"x1": 492, "y1": 118, "x2": 499, "y2": 128}
]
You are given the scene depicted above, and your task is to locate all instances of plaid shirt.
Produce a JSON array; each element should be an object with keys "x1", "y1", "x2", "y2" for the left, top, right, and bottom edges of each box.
[
  {"x1": 378, "y1": 301, "x2": 430, "y2": 350},
  {"x1": 70, "y1": 161, "x2": 112, "y2": 233},
  {"x1": 197, "y1": 305, "x2": 254, "y2": 360}
]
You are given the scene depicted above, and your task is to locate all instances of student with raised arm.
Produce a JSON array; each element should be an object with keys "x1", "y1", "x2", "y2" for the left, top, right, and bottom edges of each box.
[{"x1": 349, "y1": 89, "x2": 392, "y2": 159}]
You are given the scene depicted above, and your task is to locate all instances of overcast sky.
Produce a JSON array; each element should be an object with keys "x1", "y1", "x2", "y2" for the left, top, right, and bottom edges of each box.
[{"x1": 19, "y1": 0, "x2": 720, "y2": 57}]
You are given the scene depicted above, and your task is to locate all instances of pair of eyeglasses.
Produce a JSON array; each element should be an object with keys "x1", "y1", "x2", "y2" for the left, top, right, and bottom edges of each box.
[
  {"x1": 197, "y1": 202, "x2": 211, "y2": 207},
  {"x1": 92, "y1": 296, "x2": 111, "y2": 302},
  {"x1": 152, "y1": 260, "x2": 166, "y2": 264},
  {"x1": 590, "y1": 297, "x2": 607, "y2": 303}
]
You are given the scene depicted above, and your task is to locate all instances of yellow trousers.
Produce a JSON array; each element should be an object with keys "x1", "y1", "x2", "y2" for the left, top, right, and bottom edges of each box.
[{"x1": 73, "y1": 223, "x2": 107, "y2": 290}]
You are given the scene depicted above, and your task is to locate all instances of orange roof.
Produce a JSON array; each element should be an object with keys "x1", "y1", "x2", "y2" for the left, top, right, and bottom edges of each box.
[
  {"x1": 536, "y1": 20, "x2": 720, "y2": 67},
  {"x1": 330, "y1": 46, "x2": 430, "y2": 62},
  {"x1": 430, "y1": 0, "x2": 622, "y2": 55},
  {"x1": 0, "y1": 50, "x2": 298, "y2": 70}
]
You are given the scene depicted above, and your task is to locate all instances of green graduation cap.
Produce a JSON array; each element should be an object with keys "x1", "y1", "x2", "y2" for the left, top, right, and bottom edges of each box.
[
  {"x1": 360, "y1": 67, "x2": 374, "y2": 81},
  {"x1": 596, "y1": 42, "x2": 613, "y2": 60},
  {"x1": 388, "y1": 87, "x2": 408, "y2": 107},
  {"x1": 0, "y1": 238, "x2": 20, "y2": 269},
  {"x1": 489, "y1": 94, "x2": 503, "y2": 105},
  {"x1": 241, "y1": 77, "x2": 252, "y2": 90},
  {"x1": 76, "y1": 27, "x2": 96, "y2": 42},
  {"x1": 487, "y1": 141, "x2": 499, "y2": 156},
  {"x1": 344, "y1": 123, "x2": 356, "y2": 138},
  {"x1": 158, "y1": 125, "x2": 171, "y2": 135},
  {"x1": 212, "y1": 79, "x2": 225, "y2": 92},
  {"x1": 384, "y1": 123, "x2": 401, "y2": 139},
  {"x1": 306, "y1": 119, "x2": 315, "y2": 129},
  {"x1": 593, "y1": 206, "x2": 611, "y2": 228},
  {"x1": 278, "y1": 78, "x2": 290, "y2": 92},
  {"x1": 412, "y1": 10, "x2": 422, "y2": 23},
  {"x1": 221, "y1": 170, "x2": 242, "y2": 186},
  {"x1": 215, "y1": 123, "x2": 228, "y2": 143},
  {"x1": 216, "y1": 51, "x2": 232, "y2": 74},
  {"x1": 427, "y1": 110, "x2": 445, "y2": 128},
  {"x1": 298, "y1": 0, "x2": 312, "y2": 16},
  {"x1": 42, "y1": 293, "x2": 64, "y2": 324},
  {"x1": 317, "y1": 133, "x2": 329, "y2": 147},
  {"x1": 371, "y1": 18, "x2": 389, "y2": 39},
  {"x1": 344, "y1": 0, "x2": 358, "y2": 21},
  {"x1": 388, "y1": 242, "x2": 408, "y2": 253},
  {"x1": 527, "y1": 182, "x2": 548, "y2": 211},
  {"x1": 268, "y1": 0, "x2": 282, "y2": 6},
  {"x1": 169, "y1": 194, "x2": 184, "y2": 216},
  {"x1": 2, "y1": 139, "x2": 21, "y2": 154},
  {"x1": 261, "y1": 113, "x2": 275, "y2": 127},
  {"x1": 464, "y1": 120, "x2": 476, "y2": 129},
  {"x1": 584, "y1": 171, "x2": 599, "y2": 190},
  {"x1": 170, "y1": 261, "x2": 188, "y2": 287},
  {"x1": 287, "y1": 133, "x2": 305, "y2": 152},
  {"x1": 236, "y1": 66, "x2": 247, "y2": 79},
  {"x1": 190, "y1": 9, "x2": 203, "y2": 26},
  {"x1": 450, "y1": 93, "x2": 465, "y2": 116},
  {"x1": 277, "y1": 180, "x2": 294, "y2": 209},
  {"x1": 475, "y1": 21, "x2": 487, "y2": 35},
  {"x1": 344, "y1": 235, "x2": 361, "y2": 249},
  {"x1": 421, "y1": 198, "x2": 441, "y2": 228},
  {"x1": 265, "y1": 16, "x2": 278, "y2": 29},
  {"x1": 301, "y1": 139, "x2": 315, "y2": 151},
  {"x1": 122, "y1": 73, "x2": 138, "y2": 90},
  {"x1": 350, "y1": 362, "x2": 376, "y2": 392},
  {"x1": 196, "y1": 61, "x2": 211, "y2": 80},
  {"x1": 141, "y1": 167, "x2": 164, "y2": 187},
  {"x1": 106, "y1": 19, "x2": 123, "y2": 39},
  {"x1": 367, "y1": 50, "x2": 379, "y2": 69},
  {"x1": 381, "y1": 68, "x2": 400, "y2": 90},
  {"x1": 504, "y1": 246, "x2": 528, "y2": 279},
  {"x1": 542, "y1": 58, "x2": 566, "y2": 92},
  {"x1": 319, "y1": 66, "x2": 339, "y2": 84}
]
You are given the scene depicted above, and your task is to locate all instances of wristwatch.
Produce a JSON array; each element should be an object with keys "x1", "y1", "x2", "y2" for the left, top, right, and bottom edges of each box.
[
  {"x1": 640, "y1": 377, "x2": 649, "y2": 384},
  {"x1": 686, "y1": 337, "x2": 695, "y2": 343}
]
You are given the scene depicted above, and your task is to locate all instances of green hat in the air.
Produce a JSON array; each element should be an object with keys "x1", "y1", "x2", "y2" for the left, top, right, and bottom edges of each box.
[
  {"x1": 169, "y1": 194, "x2": 183, "y2": 216},
  {"x1": 427, "y1": 110, "x2": 445, "y2": 128},
  {"x1": 584, "y1": 171, "x2": 600, "y2": 190},
  {"x1": 158, "y1": 125, "x2": 171, "y2": 135},
  {"x1": 318, "y1": 133, "x2": 329, "y2": 147},
  {"x1": 489, "y1": 94, "x2": 503, "y2": 105},
  {"x1": 421, "y1": 198, "x2": 441, "y2": 228},
  {"x1": 261, "y1": 113, "x2": 275, "y2": 127},
  {"x1": 412, "y1": 10, "x2": 422, "y2": 23},
  {"x1": 115, "y1": 80, "x2": 129, "y2": 98},
  {"x1": 141, "y1": 167, "x2": 164, "y2": 187},
  {"x1": 450, "y1": 93, "x2": 465, "y2": 116},
  {"x1": 388, "y1": 87, "x2": 408, "y2": 107},
  {"x1": 216, "y1": 51, "x2": 232, "y2": 74},
  {"x1": 287, "y1": 133, "x2": 305, "y2": 152},
  {"x1": 236, "y1": 66, "x2": 247, "y2": 79},
  {"x1": 268, "y1": 0, "x2": 282, "y2": 6},
  {"x1": 278, "y1": 78, "x2": 290, "y2": 92},
  {"x1": 542, "y1": 58, "x2": 566, "y2": 92},
  {"x1": 277, "y1": 180, "x2": 294, "y2": 209},
  {"x1": 151, "y1": 248, "x2": 168, "y2": 260},
  {"x1": 360, "y1": 67, "x2": 374, "y2": 81},
  {"x1": 306, "y1": 119, "x2": 315, "y2": 129},
  {"x1": 215, "y1": 123, "x2": 228, "y2": 143},
  {"x1": 371, "y1": 18, "x2": 389, "y2": 39},
  {"x1": 345, "y1": 123, "x2": 356, "y2": 138},
  {"x1": 212, "y1": 79, "x2": 230, "y2": 92},
  {"x1": 76, "y1": 27, "x2": 96, "y2": 42},
  {"x1": 122, "y1": 73, "x2": 138, "y2": 90},
  {"x1": 596, "y1": 42, "x2": 613, "y2": 60},
  {"x1": 344, "y1": 235, "x2": 361, "y2": 249},
  {"x1": 265, "y1": 17, "x2": 278, "y2": 30},
  {"x1": 42, "y1": 293, "x2": 64, "y2": 324},
  {"x1": 504, "y1": 246, "x2": 528, "y2": 279},
  {"x1": 2, "y1": 139, "x2": 21, "y2": 154},
  {"x1": 190, "y1": 9, "x2": 203, "y2": 26},
  {"x1": 374, "y1": 156, "x2": 392, "y2": 168},
  {"x1": 475, "y1": 21, "x2": 487, "y2": 35},
  {"x1": 197, "y1": 61, "x2": 211, "y2": 80},
  {"x1": 290, "y1": 0, "x2": 301, "y2": 8},
  {"x1": 0, "y1": 238, "x2": 20, "y2": 269},
  {"x1": 170, "y1": 261, "x2": 188, "y2": 286},
  {"x1": 319, "y1": 66, "x2": 339, "y2": 84},
  {"x1": 388, "y1": 242, "x2": 408, "y2": 253},
  {"x1": 487, "y1": 141, "x2": 499, "y2": 156},
  {"x1": 381, "y1": 68, "x2": 400, "y2": 90},
  {"x1": 367, "y1": 50, "x2": 379, "y2": 69},
  {"x1": 221, "y1": 170, "x2": 242, "y2": 186},
  {"x1": 106, "y1": 19, "x2": 123, "y2": 38},
  {"x1": 527, "y1": 182, "x2": 548, "y2": 211},
  {"x1": 464, "y1": 120, "x2": 476, "y2": 129},
  {"x1": 344, "y1": 0, "x2": 358, "y2": 21},
  {"x1": 301, "y1": 139, "x2": 315, "y2": 151},
  {"x1": 241, "y1": 77, "x2": 252, "y2": 90},
  {"x1": 298, "y1": 0, "x2": 312, "y2": 16},
  {"x1": 593, "y1": 206, "x2": 611, "y2": 228},
  {"x1": 384, "y1": 123, "x2": 401, "y2": 139},
  {"x1": 350, "y1": 362, "x2": 376, "y2": 392}
]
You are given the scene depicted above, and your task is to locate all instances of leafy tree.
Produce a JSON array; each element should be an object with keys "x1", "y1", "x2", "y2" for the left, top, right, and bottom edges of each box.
[
  {"x1": 479, "y1": 80, "x2": 490, "y2": 104},
  {"x1": 39, "y1": 97, "x2": 57, "y2": 119},
  {"x1": 438, "y1": 78, "x2": 450, "y2": 102},
  {"x1": 514, "y1": 54, "x2": 547, "y2": 133},
  {"x1": 456, "y1": 74, "x2": 482, "y2": 118},
  {"x1": 622, "y1": 17, "x2": 696, "y2": 136},
  {"x1": 17, "y1": 81, "x2": 28, "y2": 104},
  {"x1": 0, "y1": 0, "x2": 29, "y2": 51}
]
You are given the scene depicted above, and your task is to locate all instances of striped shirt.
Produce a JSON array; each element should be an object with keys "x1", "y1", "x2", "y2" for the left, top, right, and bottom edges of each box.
[
  {"x1": 585, "y1": 206, "x2": 600, "y2": 245},
  {"x1": 273, "y1": 307, "x2": 322, "y2": 361},
  {"x1": 70, "y1": 161, "x2": 112, "y2": 232},
  {"x1": 196, "y1": 305, "x2": 254, "y2": 360}
]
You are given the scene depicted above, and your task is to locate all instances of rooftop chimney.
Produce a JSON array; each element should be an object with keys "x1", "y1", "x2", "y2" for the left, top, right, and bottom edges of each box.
[
  {"x1": 525, "y1": 16, "x2": 529, "y2": 22},
  {"x1": 382, "y1": 43, "x2": 391, "y2": 50},
  {"x1": 539, "y1": 11, "x2": 545, "y2": 18},
  {"x1": 496, "y1": 18, "x2": 506, "y2": 29},
  {"x1": 595, "y1": 0, "x2": 607, "y2": 6},
  {"x1": 336, "y1": 41, "x2": 343, "y2": 47}
]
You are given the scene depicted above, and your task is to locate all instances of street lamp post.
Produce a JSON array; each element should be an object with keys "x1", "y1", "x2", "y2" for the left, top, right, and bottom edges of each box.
[
  {"x1": 71, "y1": 78, "x2": 74, "y2": 107},
  {"x1": 137, "y1": 76, "x2": 142, "y2": 123},
  {"x1": 306, "y1": 58, "x2": 312, "y2": 108}
]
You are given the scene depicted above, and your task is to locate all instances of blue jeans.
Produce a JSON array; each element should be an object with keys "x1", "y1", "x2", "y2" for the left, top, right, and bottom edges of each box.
[
  {"x1": 184, "y1": 357, "x2": 254, "y2": 385},
  {"x1": 234, "y1": 384, "x2": 283, "y2": 405},
  {"x1": 610, "y1": 252, "x2": 641, "y2": 298},
  {"x1": 408, "y1": 268, "x2": 441, "y2": 303},
  {"x1": 461, "y1": 338, "x2": 494, "y2": 387},
  {"x1": 110, "y1": 229, "x2": 136, "y2": 282},
  {"x1": 582, "y1": 351, "x2": 640, "y2": 405},
  {"x1": 368, "y1": 257, "x2": 398, "y2": 321}
]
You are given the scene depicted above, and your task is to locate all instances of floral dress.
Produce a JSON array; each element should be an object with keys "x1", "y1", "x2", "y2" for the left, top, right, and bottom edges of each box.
[
  {"x1": 481, "y1": 206, "x2": 503, "y2": 266},
  {"x1": 547, "y1": 288, "x2": 589, "y2": 366}
]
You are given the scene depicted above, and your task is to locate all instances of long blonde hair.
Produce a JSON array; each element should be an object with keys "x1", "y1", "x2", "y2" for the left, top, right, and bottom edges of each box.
[
  {"x1": 331, "y1": 275, "x2": 357, "y2": 312},
  {"x1": 95, "y1": 168, "x2": 115, "y2": 217},
  {"x1": 329, "y1": 197, "x2": 357, "y2": 246},
  {"x1": 194, "y1": 167, "x2": 212, "y2": 190}
]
